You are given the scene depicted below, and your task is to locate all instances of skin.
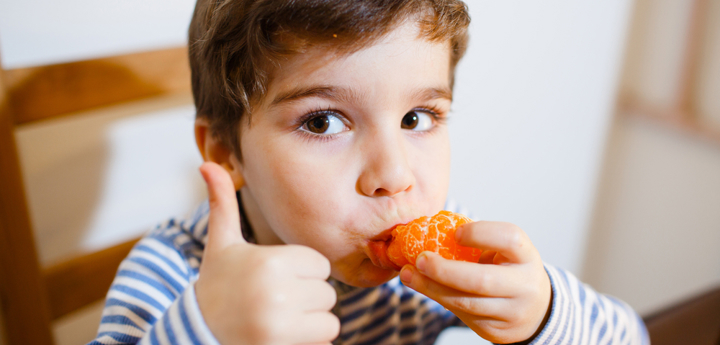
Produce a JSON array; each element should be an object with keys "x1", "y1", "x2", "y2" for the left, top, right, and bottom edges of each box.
[{"x1": 195, "y1": 21, "x2": 551, "y2": 345}]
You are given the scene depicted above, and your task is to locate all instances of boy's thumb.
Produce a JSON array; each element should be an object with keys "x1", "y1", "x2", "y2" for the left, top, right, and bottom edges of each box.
[{"x1": 200, "y1": 162, "x2": 247, "y2": 252}]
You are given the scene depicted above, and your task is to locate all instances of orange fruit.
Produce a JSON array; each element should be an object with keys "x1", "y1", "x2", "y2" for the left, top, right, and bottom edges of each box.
[{"x1": 387, "y1": 210, "x2": 481, "y2": 268}]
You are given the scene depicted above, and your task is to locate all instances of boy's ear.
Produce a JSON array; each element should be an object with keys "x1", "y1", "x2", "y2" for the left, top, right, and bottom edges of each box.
[{"x1": 194, "y1": 117, "x2": 245, "y2": 190}]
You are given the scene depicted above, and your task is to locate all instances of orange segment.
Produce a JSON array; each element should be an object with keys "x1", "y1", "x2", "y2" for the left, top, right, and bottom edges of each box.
[{"x1": 387, "y1": 210, "x2": 481, "y2": 267}]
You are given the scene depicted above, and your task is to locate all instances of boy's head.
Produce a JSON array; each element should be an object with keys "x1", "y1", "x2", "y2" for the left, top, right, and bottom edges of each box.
[
  {"x1": 191, "y1": 0, "x2": 470, "y2": 287},
  {"x1": 189, "y1": 0, "x2": 469, "y2": 159}
]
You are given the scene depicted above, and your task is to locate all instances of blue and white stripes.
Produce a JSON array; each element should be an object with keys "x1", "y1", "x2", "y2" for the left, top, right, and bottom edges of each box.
[
  {"x1": 329, "y1": 277, "x2": 460, "y2": 345},
  {"x1": 529, "y1": 266, "x2": 649, "y2": 345},
  {"x1": 89, "y1": 201, "x2": 648, "y2": 344}
]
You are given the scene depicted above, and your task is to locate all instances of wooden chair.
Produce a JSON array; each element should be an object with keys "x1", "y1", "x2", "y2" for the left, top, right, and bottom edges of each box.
[
  {"x1": 643, "y1": 286, "x2": 720, "y2": 345},
  {"x1": 0, "y1": 47, "x2": 191, "y2": 344}
]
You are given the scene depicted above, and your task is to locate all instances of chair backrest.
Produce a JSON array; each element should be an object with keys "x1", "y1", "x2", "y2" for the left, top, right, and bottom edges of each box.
[
  {"x1": 0, "y1": 47, "x2": 190, "y2": 344},
  {"x1": 643, "y1": 286, "x2": 720, "y2": 345}
]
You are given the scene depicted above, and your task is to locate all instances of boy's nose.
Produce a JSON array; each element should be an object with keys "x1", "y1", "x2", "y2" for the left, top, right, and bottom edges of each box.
[{"x1": 357, "y1": 132, "x2": 415, "y2": 198}]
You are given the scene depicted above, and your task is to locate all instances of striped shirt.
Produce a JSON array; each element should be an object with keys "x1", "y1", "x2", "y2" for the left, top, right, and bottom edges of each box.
[{"x1": 89, "y1": 200, "x2": 649, "y2": 345}]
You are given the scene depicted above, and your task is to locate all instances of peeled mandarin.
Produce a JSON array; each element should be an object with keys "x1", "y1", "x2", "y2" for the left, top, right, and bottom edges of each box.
[{"x1": 387, "y1": 210, "x2": 481, "y2": 267}]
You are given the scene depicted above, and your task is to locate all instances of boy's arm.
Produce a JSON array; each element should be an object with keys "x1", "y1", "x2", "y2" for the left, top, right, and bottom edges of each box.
[
  {"x1": 514, "y1": 264, "x2": 649, "y2": 345},
  {"x1": 87, "y1": 231, "x2": 219, "y2": 345}
]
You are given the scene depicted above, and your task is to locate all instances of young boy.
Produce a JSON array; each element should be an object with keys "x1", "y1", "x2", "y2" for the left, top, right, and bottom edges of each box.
[{"x1": 90, "y1": 1, "x2": 649, "y2": 344}]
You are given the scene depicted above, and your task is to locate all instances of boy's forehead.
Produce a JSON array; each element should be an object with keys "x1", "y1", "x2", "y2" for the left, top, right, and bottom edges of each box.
[{"x1": 260, "y1": 23, "x2": 453, "y2": 109}]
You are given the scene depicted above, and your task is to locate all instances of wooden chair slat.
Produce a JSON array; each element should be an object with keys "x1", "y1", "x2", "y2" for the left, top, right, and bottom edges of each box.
[
  {"x1": 43, "y1": 238, "x2": 140, "y2": 319},
  {"x1": 5, "y1": 47, "x2": 191, "y2": 125},
  {"x1": 644, "y1": 286, "x2": 720, "y2": 345},
  {"x1": 0, "y1": 68, "x2": 55, "y2": 344}
]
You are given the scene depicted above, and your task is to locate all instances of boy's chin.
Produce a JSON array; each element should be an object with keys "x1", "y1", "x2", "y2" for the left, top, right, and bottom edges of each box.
[{"x1": 335, "y1": 259, "x2": 399, "y2": 288}]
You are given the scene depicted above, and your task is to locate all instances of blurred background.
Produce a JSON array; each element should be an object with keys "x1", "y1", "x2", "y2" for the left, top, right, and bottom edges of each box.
[{"x1": 0, "y1": 0, "x2": 718, "y2": 344}]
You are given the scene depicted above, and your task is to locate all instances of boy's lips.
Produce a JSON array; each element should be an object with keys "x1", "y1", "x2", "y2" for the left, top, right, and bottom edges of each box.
[
  {"x1": 366, "y1": 227, "x2": 402, "y2": 271},
  {"x1": 365, "y1": 214, "x2": 420, "y2": 271}
]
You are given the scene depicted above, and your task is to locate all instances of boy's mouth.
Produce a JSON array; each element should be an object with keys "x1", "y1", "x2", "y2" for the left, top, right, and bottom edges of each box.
[{"x1": 366, "y1": 228, "x2": 402, "y2": 271}]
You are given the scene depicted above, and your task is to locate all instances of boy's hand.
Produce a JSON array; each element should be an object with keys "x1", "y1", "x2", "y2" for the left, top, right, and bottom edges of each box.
[
  {"x1": 195, "y1": 162, "x2": 340, "y2": 345},
  {"x1": 399, "y1": 221, "x2": 552, "y2": 344}
]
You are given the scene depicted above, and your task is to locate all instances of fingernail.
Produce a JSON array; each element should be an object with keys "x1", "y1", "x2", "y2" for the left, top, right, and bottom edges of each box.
[
  {"x1": 455, "y1": 225, "x2": 464, "y2": 241},
  {"x1": 416, "y1": 254, "x2": 427, "y2": 273},
  {"x1": 399, "y1": 266, "x2": 413, "y2": 284}
]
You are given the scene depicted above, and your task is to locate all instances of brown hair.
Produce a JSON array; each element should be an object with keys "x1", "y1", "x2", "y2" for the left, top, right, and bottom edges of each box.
[{"x1": 189, "y1": 0, "x2": 470, "y2": 157}]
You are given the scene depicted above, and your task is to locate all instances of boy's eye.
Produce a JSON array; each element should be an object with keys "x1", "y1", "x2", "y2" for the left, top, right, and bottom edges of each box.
[
  {"x1": 401, "y1": 110, "x2": 434, "y2": 131},
  {"x1": 303, "y1": 114, "x2": 346, "y2": 134}
]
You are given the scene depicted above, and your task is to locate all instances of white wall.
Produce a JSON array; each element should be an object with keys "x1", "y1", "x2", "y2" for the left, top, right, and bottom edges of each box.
[
  {"x1": 450, "y1": 1, "x2": 633, "y2": 276},
  {"x1": 444, "y1": 3, "x2": 633, "y2": 341},
  {"x1": 0, "y1": 1, "x2": 634, "y2": 344},
  {"x1": 0, "y1": 0, "x2": 196, "y2": 69}
]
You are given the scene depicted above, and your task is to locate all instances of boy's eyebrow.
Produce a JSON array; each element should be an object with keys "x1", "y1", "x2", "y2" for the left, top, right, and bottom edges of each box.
[
  {"x1": 270, "y1": 85, "x2": 453, "y2": 107},
  {"x1": 410, "y1": 87, "x2": 453, "y2": 102},
  {"x1": 270, "y1": 86, "x2": 363, "y2": 106}
]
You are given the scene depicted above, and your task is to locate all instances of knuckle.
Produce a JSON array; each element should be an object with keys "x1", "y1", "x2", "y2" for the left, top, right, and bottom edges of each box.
[
  {"x1": 247, "y1": 312, "x2": 280, "y2": 344},
  {"x1": 451, "y1": 296, "x2": 476, "y2": 311},
  {"x1": 423, "y1": 254, "x2": 441, "y2": 276},
  {"x1": 311, "y1": 249, "x2": 331, "y2": 268},
  {"x1": 520, "y1": 309, "x2": 535, "y2": 326},
  {"x1": 290, "y1": 244, "x2": 318, "y2": 258},
  {"x1": 514, "y1": 309, "x2": 536, "y2": 331},
  {"x1": 311, "y1": 283, "x2": 337, "y2": 310},
  {"x1": 269, "y1": 290, "x2": 288, "y2": 307},
  {"x1": 261, "y1": 313, "x2": 286, "y2": 340},
  {"x1": 323, "y1": 313, "x2": 341, "y2": 339},
  {"x1": 292, "y1": 245, "x2": 331, "y2": 272},
  {"x1": 456, "y1": 223, "x2": 470, "y2": 242},
  {"x1": 253, "y1": 283, "x2": 290, "y2": 309},
  {"x1": 315, "y1": 256, "x2": 331, "y2": 277},
  {"x1": 330, "y1": 314, "x2": 341, "y2": 337},
  {"x1": 257, "y1": 254, "x2": 286, "y2": 275},
  {"x1": 505, "y1": 224, "x2": 525, "y2": 249},
  {"x1": 408, "y1": 271, "x2": 425, "y2": 291},
  {"x1": 472, "y1": 272, "x2": 492, "y2": 294},
  {"x1": 415, "y1": 272, "x2": 432, "y2": 291},
  {"x1": 463, "y1": 222, "x2": 480, "y2": 241},
  {"x1": 323, "y1": 284, "x2": 338, "y2": 308},
  {"x1": 484, "y1": 320, "x2": 514, "y2": 341}
]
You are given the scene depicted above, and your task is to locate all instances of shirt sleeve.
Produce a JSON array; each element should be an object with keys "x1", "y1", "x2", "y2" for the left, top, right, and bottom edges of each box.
[
  {"x1": 87, "y1": 231, "x2": 219, "y2": 345},
  {"x1": 514, "y1": 264, "x2": 650, "y2": 345}
]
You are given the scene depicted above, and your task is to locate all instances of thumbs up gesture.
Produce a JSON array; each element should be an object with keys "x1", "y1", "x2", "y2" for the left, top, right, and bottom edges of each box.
[{"x1": 195, "y1": 162, "x2": 340, "y2": 344}]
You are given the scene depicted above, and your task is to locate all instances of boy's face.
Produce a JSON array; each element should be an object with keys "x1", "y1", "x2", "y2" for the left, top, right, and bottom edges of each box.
[{"x1": 238, "y1": 22, "x2": 452, "y2": 287}]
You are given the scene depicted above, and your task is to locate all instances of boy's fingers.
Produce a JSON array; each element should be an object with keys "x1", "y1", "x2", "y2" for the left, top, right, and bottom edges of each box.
[
  {"x1": 478, "y1": 250, "x2": 498, "y2": 264},
  {"x1": 293, "y1": 280, "x2": 337, "y2": 312},
  {"x1": 456, "y1": 221, "x2": 534, "y2": 263},
  {"x1": 291, "y1": 311, "x2": 340, "y2": 344},
  {"x1": 415, "y1": 252, "x2": 518, "y2": 297},
  {"x1": 200, "y1": 162, "x2": 246, "y2": 251},
  {"x1": 282, "y1": 245, "x2": 332, "y2": 280},
  {"x1": 400, "y1": 265, "x2": 505, "y2": 317}
]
